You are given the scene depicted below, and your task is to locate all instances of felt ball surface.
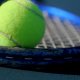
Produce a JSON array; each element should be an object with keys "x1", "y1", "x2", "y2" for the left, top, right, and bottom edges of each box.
[{"x1": 0, "y1": 0, "x2": 45, "y2": 48}]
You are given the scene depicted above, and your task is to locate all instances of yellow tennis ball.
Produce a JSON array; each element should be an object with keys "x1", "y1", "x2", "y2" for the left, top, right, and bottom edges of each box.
[{"x1": 0, "y1": 0, "x2": 45, "y2": 48}]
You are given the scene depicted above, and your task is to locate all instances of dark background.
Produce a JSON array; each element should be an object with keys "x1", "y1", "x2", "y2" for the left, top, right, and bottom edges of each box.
[
  {"x1": 0, "y1": 0, "x2": 80, "y2": 16},
  {"x1": 37, "y1": 0, "x2": 80, "y2": 17}
]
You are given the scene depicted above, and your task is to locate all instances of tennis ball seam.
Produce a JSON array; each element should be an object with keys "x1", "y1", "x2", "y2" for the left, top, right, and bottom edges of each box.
[
  {"x1": 15, "y1": 0, "x2": 44, "y2": 20},
  {"x1": 0, "y1": 31, "x2": 21, "y2": 47}
]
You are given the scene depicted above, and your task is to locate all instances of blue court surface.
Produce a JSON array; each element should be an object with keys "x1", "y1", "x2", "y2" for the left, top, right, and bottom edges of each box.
[{"x1": 0, "y1": 67, "x2": 80, "y2": 80}]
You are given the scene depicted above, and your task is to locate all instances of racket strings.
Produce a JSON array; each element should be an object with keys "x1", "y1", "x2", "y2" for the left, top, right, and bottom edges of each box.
[{"x1": 36, "y1": 12, "x2": 80, "y2": 49}]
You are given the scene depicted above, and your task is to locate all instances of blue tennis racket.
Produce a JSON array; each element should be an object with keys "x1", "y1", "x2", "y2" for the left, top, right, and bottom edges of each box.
[{"x1": 0, "y1": 0, "x2": 80, "y2": 75}]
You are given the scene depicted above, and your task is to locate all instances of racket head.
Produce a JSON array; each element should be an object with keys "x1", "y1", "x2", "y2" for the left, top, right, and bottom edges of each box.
[
  {"x1": 0, "y1": 4, "x2": 80, "y2": 75},
  {"x1": 36, "y1": 5, "x2": 80, "y2": 49}
]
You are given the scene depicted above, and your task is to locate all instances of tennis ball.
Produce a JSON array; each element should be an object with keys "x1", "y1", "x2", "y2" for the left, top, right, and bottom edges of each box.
[{"x1": 0, "y1": 0, "x2": 45, "y2": 48}]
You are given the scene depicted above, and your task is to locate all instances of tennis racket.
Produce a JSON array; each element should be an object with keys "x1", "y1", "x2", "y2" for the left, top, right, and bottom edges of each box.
[{"x1": 0, "y1": 1, "x2": 80, "y2": 75}]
